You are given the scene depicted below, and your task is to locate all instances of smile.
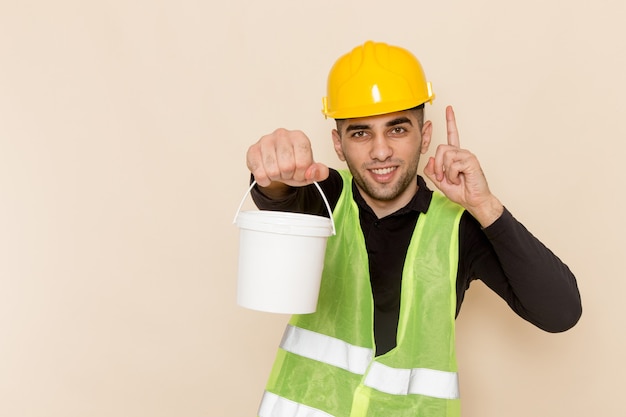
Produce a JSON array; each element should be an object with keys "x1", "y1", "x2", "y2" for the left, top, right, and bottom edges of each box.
[{"x1": 370, "y1": 167, "x2": 397, "y2": 175}]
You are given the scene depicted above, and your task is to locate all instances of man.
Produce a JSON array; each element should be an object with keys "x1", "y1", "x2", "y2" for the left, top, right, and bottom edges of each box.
[{"x1": 245, "y1": 41, "x2": 581, "y2": 417}]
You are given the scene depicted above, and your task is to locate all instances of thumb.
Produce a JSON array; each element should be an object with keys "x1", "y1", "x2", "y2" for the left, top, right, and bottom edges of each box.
[
  {"x1": 305, "y1": 162, "x2": 330, "y2": 183},
  {"x1": 423, "y1": 157, "x2": 438, "y2": 185}
]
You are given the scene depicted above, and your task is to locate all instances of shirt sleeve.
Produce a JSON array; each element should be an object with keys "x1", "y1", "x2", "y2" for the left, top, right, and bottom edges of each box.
[{"x1": 458, "y1": 208, "x2": 582, "y2": 332}]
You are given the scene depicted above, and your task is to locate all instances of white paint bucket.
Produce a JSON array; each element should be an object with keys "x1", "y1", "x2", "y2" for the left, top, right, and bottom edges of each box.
[{"x1": 233, "y1": 182, "x2": 336, "y2": 314}]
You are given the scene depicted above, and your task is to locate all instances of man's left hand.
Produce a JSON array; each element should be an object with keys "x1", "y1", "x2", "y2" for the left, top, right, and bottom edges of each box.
[{"x1": 423, "y1": 105, "x2": 504, "y2": 227}]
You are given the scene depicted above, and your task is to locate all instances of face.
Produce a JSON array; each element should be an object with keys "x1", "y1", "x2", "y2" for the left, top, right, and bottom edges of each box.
[{"x1": 332, "y1": 110, "x2": 432, "y2": 215}]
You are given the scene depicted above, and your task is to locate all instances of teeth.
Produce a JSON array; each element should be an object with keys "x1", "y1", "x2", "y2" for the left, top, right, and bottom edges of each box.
[{"x1": 372, "y1": 167, "x2": 396, "y2": 175}]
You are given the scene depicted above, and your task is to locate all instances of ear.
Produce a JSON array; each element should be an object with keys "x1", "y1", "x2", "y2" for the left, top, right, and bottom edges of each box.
[
  {"x1": 420, "y1": 120, "x2": 433, "y2": 154},
  {"x1": 332, "y1": 129, "x2": 346, "y2": 161}
]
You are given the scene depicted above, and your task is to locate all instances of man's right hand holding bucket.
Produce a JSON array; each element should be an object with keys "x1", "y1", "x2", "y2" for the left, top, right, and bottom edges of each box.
[{"x1": 246, "y1": 128, "x2": 329, "y2": 198}]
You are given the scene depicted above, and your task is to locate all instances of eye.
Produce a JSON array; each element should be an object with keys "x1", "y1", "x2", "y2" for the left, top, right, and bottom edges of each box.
[
  {"x1": 351, "y1": 130, "x2": 367, "y2": 139},
  {"x1": 391, "y1": 126, "x2": 407, "y2": 134}
]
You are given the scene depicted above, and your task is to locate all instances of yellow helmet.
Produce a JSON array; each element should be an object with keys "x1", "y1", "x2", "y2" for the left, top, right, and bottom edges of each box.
[{"x1": 322, "y1": 41, "x2": 435, "y2": 119}]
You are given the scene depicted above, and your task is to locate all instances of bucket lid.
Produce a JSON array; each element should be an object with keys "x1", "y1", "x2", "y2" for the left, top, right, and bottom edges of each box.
[
  {"x1": 233, "y1": 180, "x2": 336, "y2": 236},
  {"x1": 236, "y1": 210, "x2": 334, "y2": 237}
]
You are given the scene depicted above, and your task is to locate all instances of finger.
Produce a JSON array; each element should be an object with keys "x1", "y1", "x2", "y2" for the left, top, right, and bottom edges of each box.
[
  {"x1": 305, "y1": 162, "x2": 330, "y2": 183},
  {"x1": 444, "y1": 158, "x2": 464, "y2": 186},
  {"x1": 290, "y1": 133, "x2": 316, "y2": 182},
  {"x1": 423, "y1": 156, "x2": 437, "y2": 183},
  {"x1": 441, "y1": 147, "x2": 464, "y2": 185},
  {"x1": 274, "y1": 138, "x2": 299, "y2": 181},
  {"x1": 446, "y1": 105, "x2": 460, "y2": 148},
  {"x1": 246, "y1": 143, "x2": 272, "y2": 187},
  {"x1": 432, "y1": 144, "x2": 452, "y2": 182},
  {"x1": 259, "y1": 136, "x2": 284, "y2": 182},
  {"x1": 423, "y1": 157, "x2": 445, "y2": 191}
]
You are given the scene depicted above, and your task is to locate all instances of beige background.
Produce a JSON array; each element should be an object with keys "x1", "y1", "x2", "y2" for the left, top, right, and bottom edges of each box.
[{"x1": 0, "y1": 1, "x2": 623, "y2": 416}]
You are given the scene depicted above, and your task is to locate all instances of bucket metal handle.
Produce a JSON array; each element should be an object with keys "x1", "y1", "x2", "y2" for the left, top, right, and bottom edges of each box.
[{"x1": 233, "y1": 180, "x2": 336, "y2": 236}]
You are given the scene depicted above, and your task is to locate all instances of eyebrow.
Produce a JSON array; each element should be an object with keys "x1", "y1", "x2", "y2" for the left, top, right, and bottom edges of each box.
[
  {"x1": 345, "y1": 123, "x2": 371, "y2": 133},
  {"x1": 344, "y1": 117, "x2": 413, "y2": 133},
  {"x1": 386, "y1": 117, "x2": 413, "y2": 127}
]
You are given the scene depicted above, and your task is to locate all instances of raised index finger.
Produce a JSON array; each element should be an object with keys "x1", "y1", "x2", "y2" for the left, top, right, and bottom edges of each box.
[{"x1": 446, "y1": 105, "x2": 460, "y2": 148}]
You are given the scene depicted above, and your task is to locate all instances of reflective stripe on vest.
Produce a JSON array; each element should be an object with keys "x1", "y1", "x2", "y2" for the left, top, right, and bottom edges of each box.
[
  {"x1": 363, "y1": 361, "x2": 459, "y2": 399},
  {"x1": 279, "y1": 324, "x2": 460, "y2": 400},
  {"x1": 280, "y1": 325, "x2": 374, "y2": 375},
  {"x1": 259, "y1": 391, "x2": 334, "y2": 417}
]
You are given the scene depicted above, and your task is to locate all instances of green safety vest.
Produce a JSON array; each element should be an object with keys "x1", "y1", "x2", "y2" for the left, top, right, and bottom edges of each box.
[{"x1": 259, "y1": 170, "x2": 465, "y2": 417}]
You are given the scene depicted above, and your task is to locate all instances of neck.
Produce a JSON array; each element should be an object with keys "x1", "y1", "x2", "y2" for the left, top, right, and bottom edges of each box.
[{"x1": 357, "y1": 181, "x2": 418, "y2": 219}]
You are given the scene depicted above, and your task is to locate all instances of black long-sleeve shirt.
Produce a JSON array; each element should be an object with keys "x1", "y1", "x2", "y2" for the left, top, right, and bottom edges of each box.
[{"x1": 251, "y1": 169, "x2": 581, "y2": 356}]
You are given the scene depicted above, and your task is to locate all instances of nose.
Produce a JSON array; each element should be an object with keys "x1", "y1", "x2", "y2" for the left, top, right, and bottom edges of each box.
[{"x1": 369, "y1": 134, "x2": 393, "y2": 161}]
